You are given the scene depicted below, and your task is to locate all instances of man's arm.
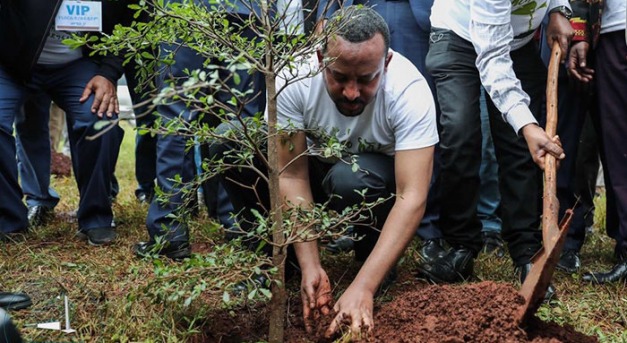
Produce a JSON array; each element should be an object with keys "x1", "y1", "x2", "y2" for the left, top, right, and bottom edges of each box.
[
  {"x1": 326, "y1": 146, "x2": 433, "y2": 339},
  {"x1": 469, "y1": 1, "x2": 566, "y2": 167},
  {"x1": 278, "y1": 131, "x2": 333, "y2": 333}
]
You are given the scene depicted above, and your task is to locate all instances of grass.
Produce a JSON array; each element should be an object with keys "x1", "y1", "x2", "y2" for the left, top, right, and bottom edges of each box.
[{"x1": 1, "y1": 122, "x2": 626, "y2": 342}]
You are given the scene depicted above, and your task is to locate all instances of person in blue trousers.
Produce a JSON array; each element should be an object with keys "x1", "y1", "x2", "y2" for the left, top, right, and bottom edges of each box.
[
  {"x1": 0, "y1": 0, "x2": 130, "y2": 245},
  {"x1": 14, "y1": 95, "x2": 61, "y2": 227},
  {"x1": 132, "y1": 0, "x2": 266, "y2": 260}
]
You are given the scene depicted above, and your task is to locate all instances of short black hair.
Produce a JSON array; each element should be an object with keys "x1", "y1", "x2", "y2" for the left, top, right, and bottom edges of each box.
[{"x1": 323, "y1": 5, "x2": 390, "y2": 56}]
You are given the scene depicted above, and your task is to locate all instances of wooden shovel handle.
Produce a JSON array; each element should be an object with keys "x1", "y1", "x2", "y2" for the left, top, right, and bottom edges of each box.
[{"x1": 542, "y1": 41, "x2": 562, "y2": 246}]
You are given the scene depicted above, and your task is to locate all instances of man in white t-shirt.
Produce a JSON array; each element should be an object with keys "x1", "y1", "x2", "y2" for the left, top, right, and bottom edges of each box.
[
  {"x1": 211, "y1": 6, "x2": 437, "y2": 337},
  {"x1": 416, "y1": 0, "x2": 572, "y2": 291}
]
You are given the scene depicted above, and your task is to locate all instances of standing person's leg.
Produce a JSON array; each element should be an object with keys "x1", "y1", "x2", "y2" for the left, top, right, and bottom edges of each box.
[
  {"x1": 583, "y1": 31, "x2": 627, "y2": 282},
  {"x1": 490, "y1": 42, "x2": 544, "y2": 268},
  {"x1": 417, "y1": 29, "x2": 482, "y2": 283},
  {"x1": 574, "y1": 111, "x2": 600, "y2": 235},
  {"x1": 46, "y1": 60, "x2": 124, "y2": 243},
  {"x1": 478, "y1": 87, "x2": 503, "y2": 255},
  {"x1": 125, "y1": 60, "x2": 158, "y2": 203},
  {"x1": 366, "y1": 0, "x2": 443, "y2": 253},
  {"x1": 0, "y1": 65, "x2": 29, "y2": 235},
  {"x1": 15, "y1": 94, "x2": 60, "y2": 227}
]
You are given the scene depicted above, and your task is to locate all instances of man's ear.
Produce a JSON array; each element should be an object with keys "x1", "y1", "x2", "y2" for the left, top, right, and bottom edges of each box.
[
  {"x1": 384, "y1": 51, "x2": 393, "y2": 71},
  {"x1": 317, "y1": 49, "x2": 324, "y2": 65}
]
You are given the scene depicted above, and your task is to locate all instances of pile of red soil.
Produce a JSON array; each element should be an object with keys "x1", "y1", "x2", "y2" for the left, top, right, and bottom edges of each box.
[
  {"x1": 51, "y1": 151, "x2": 72, "y2": 177},
  {"x1": 204, "y1": 281, "x2": 597, "y2": 342}
]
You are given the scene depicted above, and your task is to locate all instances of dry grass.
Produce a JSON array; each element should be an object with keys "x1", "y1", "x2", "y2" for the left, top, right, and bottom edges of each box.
[{"x1": 1, "y1": 123, "x2": 626, "y2": 342}]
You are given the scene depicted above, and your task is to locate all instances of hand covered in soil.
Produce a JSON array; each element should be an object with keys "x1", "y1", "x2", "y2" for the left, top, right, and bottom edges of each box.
[
  {"x1": 521, "y1": 124, "x2": 565, "y2": 170},
  {"x1": 325, "y1": 285, "x2": 374, "y2": 340},
  {"x1": 80, "y1": 75, "x2": 119, "y2": 118},
  {"x1": 302, "y1": 265, "x2": 333, "y2": 334}
]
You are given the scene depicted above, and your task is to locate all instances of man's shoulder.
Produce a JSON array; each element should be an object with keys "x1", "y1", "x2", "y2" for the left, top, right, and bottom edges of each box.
[{"x1": 383, "y1": 51, "x2": 428, "y2": 97}]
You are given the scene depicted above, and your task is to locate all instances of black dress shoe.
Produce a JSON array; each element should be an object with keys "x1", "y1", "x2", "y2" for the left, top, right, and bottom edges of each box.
[
  {"x1": 325, "y1": 235, "x2": 355, "y2": 254},
  {"x1": 415, "y1": 247, "x2": 474, "y2": 284},
  {"x1": 27, "y1": 205, "x2": 54, "y2": 228},
  {"x1": 77, "y1": 227, "x2": 117, "y2": 246},
  {"x1": 232, "y1": 273, "x2": 270, "y2": 296},
  {"x1": 517, "y1": 263, "x2": 556, "y2": 302},
  {"x1": 0, "y1": 308, "x2": 23, "y2": 342},
  {"x1": 0, "y1": 292, "x2": 32, "y2": 310},
  {"x1": 557, "y1": 249, "x2": 581, "y2": 273},
  {"x1": 133, "y1": 240, "x2": 191, "y2": 261},
  {"x1": 582, "y1": 260, "x2": 627, "y2": 284},
  {"x1": 418, "y1": 239, "x2": 447, "y2": 264},
  {"x1": 136, "y1": 192, "x2": 154, "y2": 204},
  {"x1": 481, "y1": 232, "x2": 505, "y2": 257}
]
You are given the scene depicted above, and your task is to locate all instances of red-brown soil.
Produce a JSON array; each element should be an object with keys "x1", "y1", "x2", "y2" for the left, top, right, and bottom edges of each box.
[
  {"x1": 51, "y1": 151, "x2": 72, "y2": 177},
  {"x1": 202, "y1": 280, "x2": 597, "y2": 343}
]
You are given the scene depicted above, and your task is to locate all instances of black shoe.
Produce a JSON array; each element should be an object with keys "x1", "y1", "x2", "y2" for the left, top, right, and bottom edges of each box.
[
  {"x1": 418, "y1": 239, "x2": 447, "y2": 264},
  {"x1": 77, "y1": 227, "x2": 117, "y2": 246},
  {"x1": 517, "y1": 263, "x2": 556, "y2": 302},
  {"x1": 136, "y1": 192, "x2": 153, "y2": 204},
  {"x1": 482, "y1": 232, "x2": 505, "y2": 257},
  {"x1": 325, "y1": 235, "x2": 355, "y2": 254},
  {"x1": 133, "y1": 240, "x2": 191, "y2": 261},
  {"x1": 582, "y1": 260, "x2": 627, "y2": 284},
  {"x1": 27, "y1": 205, "x2": 54, "y2": 228},
  {"x1": 415, "y1": 247, "x2": 474, "y2": 284},
  {"x1": 0, "y1": 292, "x2": 32, "y2": 310},
  {"x1": 0, "y1": 230, "x2": 27, "y2": 243},
  {"x1": 557, "y1": 249, "x2": 581, "y2": 273},
  {"x1": 232, "y1": 273, "x2": 270, "y2": 296}
]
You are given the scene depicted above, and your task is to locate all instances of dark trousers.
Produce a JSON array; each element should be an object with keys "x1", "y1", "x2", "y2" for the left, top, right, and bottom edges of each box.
[
  {"x1": 209, "y1": 124, "x2": 396, "y2": 261},
  {"x1": 147, "y1": 19, "x2": 264, "y2": 241},
  {"x1": 0, "y1": 59, "x2": 123, "y2": 232},
  {"x1": 124, "y1": 59, "x2": 158, "y2": 199},
  {"x1": 596, "y1": 30, "x2": 627, "y2": 257},
  {"x1": 426, "y1": 29, "x2": 544, "y2": 265}
]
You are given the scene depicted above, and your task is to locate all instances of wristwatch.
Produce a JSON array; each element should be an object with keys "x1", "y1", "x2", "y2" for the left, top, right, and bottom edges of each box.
[{"x1": 549, "y1": 5, "x2": 573, "y2": 20}]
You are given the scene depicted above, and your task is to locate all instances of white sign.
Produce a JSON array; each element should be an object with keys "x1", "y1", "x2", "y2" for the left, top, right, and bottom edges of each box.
[{"x1": 55, "y1": 0, "x2": 102, "y2": 32}]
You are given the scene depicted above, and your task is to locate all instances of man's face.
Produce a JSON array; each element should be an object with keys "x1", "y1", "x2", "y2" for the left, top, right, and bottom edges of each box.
[{"x1": 318, "y1": 34, "x2": 392, "y2": 117}]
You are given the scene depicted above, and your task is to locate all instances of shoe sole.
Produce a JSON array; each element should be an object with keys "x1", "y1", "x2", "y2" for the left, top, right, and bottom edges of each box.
[
  {"x1": 76, "y1": 231, "x2": 116, "y2": 246},
  {"x1": 2, "y1": 299, "x2": 33, "y2": 311}
]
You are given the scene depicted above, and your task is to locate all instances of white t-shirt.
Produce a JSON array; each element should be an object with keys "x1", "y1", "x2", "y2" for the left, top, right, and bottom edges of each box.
[
  {"x1": 601, "y1": 0, "x2": 626, "y2": 34},
  {"x1": 272, "y1": 50, "x2": 439, "y2": 158}
]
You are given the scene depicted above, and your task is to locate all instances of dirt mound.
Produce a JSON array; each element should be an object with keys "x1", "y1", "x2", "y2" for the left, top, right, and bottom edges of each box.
[
  {"x1": 51, "y1": 151, "x2": 72, "y2": 177},
  {"x1": 205, "y1": 281, "x2": 597, "y2": 342},
  {"x1": 350, "y1": 281, "x2": 595, "y2": 343}
]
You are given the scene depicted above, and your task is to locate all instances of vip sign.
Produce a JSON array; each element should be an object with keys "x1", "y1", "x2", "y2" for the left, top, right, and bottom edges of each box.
[{"x1": 55, "y1": 0, "x2": 102, "y2": 32}]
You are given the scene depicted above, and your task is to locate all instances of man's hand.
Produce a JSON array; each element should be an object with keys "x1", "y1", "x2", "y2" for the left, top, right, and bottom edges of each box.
[
  {"x1": 521, "y1": 124, "x2": 565, "y2": 169},
  {"x1": 79, "y1": 75, "x2": 119, "y2": 118},
  {"x1": 325, "y1": 285, "x2": 374, "y2": 340},
  {"x1": 546, "y1": 12, "x2": 575, "y2": 62},
  {"x1": 567, "y1": 41, "x2": 594, "y2": 83},
  {"x1": 301, "y1": 265, "x2": 333, "y2": 334}
]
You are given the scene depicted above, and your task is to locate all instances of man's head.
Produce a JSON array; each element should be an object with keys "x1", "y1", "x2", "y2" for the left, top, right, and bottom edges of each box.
[{"x1": 318, "y1": 6, "x2": 392, "y2": 117}]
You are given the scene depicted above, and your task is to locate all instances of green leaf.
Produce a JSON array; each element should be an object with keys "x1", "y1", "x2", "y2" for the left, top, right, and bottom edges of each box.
[{"x1": 93, "y1": 120, "x2": 112, "y2": 131}]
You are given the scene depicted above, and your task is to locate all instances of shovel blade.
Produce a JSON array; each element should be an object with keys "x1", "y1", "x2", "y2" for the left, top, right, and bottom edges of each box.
[{"x1": 517, "y1": 210, "x2": 573, "y2": 324}]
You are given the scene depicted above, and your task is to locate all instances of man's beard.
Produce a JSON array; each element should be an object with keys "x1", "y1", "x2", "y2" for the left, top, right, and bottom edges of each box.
[{"x1": 335, "y1": 98, "x2": 366, "y2": 117}]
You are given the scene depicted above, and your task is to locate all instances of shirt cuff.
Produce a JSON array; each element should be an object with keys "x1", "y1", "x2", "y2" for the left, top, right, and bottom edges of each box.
[
  {"x1": 548, "y1": 0, "x2": 571, "y2": 11},
  {"x1": 505, "y1": 104, "x2": 538, "y2": 135}
]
